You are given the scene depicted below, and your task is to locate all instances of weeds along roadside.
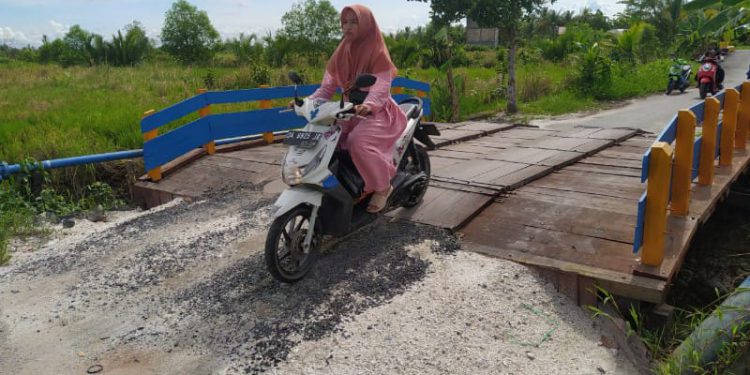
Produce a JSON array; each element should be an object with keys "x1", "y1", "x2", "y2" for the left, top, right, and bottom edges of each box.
[
  {"x1": 0, "y1": 160, "x2": 130, "y2": 266},
  {"x1": 588, "y1": 196, "x2": 750, "y2": 375}
]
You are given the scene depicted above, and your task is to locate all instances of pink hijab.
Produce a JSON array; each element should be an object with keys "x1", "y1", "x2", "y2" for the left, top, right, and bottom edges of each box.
[{"x1": 326, "y1": 4, "x2": 398, "y2": 89}]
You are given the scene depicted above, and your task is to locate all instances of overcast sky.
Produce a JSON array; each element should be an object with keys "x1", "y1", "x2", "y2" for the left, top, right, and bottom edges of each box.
[{"x1": 0, "y1": 0, "x2": 625, "y2": 47}]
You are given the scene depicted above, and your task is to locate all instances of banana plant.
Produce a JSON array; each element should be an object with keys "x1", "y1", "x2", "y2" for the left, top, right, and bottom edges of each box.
[{"x1": 683, "y1": 0, "x2": 750, "y2": 36}]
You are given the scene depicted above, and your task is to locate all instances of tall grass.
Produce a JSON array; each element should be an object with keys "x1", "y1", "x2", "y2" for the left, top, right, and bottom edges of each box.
[
  {"x1": 0, "y1": 59, "x2": 673, "y2": 165},
  {"x1": 608, "y1": 59, "x2": 672, "y2": 99}
]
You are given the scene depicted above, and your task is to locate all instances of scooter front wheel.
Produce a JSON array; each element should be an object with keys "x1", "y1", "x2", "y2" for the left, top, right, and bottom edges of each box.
[{"x1": 265, "y1": 205, "x2": 320, "y2": 283}]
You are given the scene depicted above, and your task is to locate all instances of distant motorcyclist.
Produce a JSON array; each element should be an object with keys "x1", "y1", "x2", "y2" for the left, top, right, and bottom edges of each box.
[
  {"x1": 698, "y1": 48, "x2": 725, "y2": 90},
  {"x1": 666, "y1": 55, "x2": 692, "y2": 95}
]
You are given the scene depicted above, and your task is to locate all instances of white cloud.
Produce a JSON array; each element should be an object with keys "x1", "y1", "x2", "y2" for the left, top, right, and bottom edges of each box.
[
  {"x1": 49, "y1": 19, "x2": 66, "y2": 34},
  {"x1": 0, "y1": 26, "x2": 30, "y2": 46}
]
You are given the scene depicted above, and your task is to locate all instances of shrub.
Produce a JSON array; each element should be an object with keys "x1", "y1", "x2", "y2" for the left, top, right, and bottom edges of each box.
[
  {"x1": 574, "y1": 43, "x2": 613, "y2": 100},
  {"x1": 519, "y1": 75, "x2": 554, "y2": 102}
]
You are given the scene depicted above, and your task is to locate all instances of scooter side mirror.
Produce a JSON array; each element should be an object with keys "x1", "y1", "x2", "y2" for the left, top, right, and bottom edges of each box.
[{"x1": 288, "y1": 71, "x2": 303, "y2": 85}]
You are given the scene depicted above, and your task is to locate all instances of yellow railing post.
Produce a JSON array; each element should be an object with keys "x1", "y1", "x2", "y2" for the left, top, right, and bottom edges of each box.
[
  {"x1": 698, "y1": 97, "x2": 720, "y2": 185},
  {"x1": 196, "y1": 88, "x2": 215, "y2": 155},
  {"x1": 417, "y1": 90, "x2": 426, "y2": 98},
  {"x1": 392, "y1": 86, "x2": 404, "y2": 95},
  {"x1": 260, "y1": 84, "x2": 275, "y2": 144},
  {"x1": 642, "y1": 142, "x2": 674, "y2": 266},
  {"x1": 671, "y1": 110, "x2": 696, "y2": 216},
  {"x1": 736, "y1": 82, "x2": 750, "y2": 149},
  {"x1": 721, "y1": 89, "x2": 740, "y2": 166},
  {"x1": 142, "y1": 109, "x2": 162, "y2": 182}
]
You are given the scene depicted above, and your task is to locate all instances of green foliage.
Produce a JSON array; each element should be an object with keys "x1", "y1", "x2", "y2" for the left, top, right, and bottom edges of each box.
[
  {"x1": 590, "y1": 285, "x2": 750, "y2": 375},
  {"x1": 621, "y1": 0, "x2": 684, "y2": 44},
  {"x1": 161, "y1": 0, "x2": 220, "y2": 64},
  {"x1": 0, "y1": 162, "x2": 126, "y2": 266},
  {"x1": 249, "y1": 62, "x2": 272, "y2": 87},
  {"x1": 414, "y1": 0, "x2": 552, "y2": 114},
  {"x1": 385, "y1": 35, "x2": 423, "y2": 67},
  {"x1": 107, "y1": 22, "x2": 152, "y2": 66},
  {"x1": 63, "y1": 25, "x2": 100, "y2": 66},
  {"x1": 519, "y1": 90, "x2": 597, "y2": 115},
  {"x1": 34, "y1": 23, "x2": 152, "y2": 67},
  {"x1": 573, "y1": 8, "x2": 612, "y2": 31},
  {"x1": 615, "y1": 22, "x2": 661, "y2": 63},
  {"x1": 608, "y1": 59, "x2": 671, "y2": 99},
  {"x1": 573, "y1": 43, "x2": 613, "y2": 100},
  {"x1": 537, "y1": 23, "x2": 600, "y2": 61},
  {"x1": 221, "y1": 33, "x2": 264, "y2": 65},
  {"x1": 280, "y1": 0, "x2": 340, "y2": 61},
  {"x1": 38, "y1": 35, "x2": 79, "y2": 67}
]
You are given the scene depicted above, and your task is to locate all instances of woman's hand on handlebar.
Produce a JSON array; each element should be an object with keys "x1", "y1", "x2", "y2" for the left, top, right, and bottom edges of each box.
[{"x1": 354, "y1": 104, "x2": 372, "y2": 116}]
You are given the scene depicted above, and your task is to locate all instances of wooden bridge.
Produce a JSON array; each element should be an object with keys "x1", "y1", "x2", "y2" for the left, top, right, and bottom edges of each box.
[{"x1": 133, "y1": 80, "x2": 750, "y2": 306}]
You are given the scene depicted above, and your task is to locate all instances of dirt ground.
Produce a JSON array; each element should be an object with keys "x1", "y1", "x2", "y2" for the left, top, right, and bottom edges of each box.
[{"x1": 1, "y1": 184, "x2": 638, "y2": 374}]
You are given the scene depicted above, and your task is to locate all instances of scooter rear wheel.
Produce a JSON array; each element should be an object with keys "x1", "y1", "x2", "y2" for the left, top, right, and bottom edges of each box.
[
  {"x1": 666, "y1": 80, "x2": 675, "y2": 95},
  {"x1": 403, "y1": 143, "x2": 431, "y2": 208},
  {"x1": 699, "y1": 83, "x2": 710, "y2": 99},
  {"x1": 265, "y1": 205, "x2": 319, "y2": 283}
]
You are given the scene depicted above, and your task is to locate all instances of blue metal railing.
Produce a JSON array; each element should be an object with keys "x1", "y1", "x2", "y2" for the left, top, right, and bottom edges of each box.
[{"x1": 1, "y1": 77, "x2": 432, "y2": 181}]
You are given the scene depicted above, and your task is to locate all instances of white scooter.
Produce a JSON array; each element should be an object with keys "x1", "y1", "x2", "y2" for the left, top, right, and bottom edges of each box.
[{"x1": 265, "y1": 72, "x2": 440, "y2": 283}]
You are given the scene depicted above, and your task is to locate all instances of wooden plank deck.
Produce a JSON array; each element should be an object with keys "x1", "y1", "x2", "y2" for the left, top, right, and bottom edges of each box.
[
  {"x1": 388, "y1": 125, "x2": 637, "y2": 228},
  {"x1": 460, "y1": 134, "x2": 750, "y2": 304}
]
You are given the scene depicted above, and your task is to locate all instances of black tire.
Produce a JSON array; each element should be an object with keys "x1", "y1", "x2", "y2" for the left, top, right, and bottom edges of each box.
[
  {"x1": 264, "y1": 205, "x2": 319, "y2": 283},
  {"x1": 699, "y1": 83, "x2": 709, "y2": 99},
  {"x1": 402, "y1": 143, "x2": 431, "y2": 208},
  {"x1": 666, "y1": 80, "x2": 675, "y2": 95}
]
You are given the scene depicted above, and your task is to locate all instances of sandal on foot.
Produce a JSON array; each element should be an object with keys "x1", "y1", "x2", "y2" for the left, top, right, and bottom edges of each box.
[
  {"x1": 367, "y1": 186, "x2": 393, "y2": 213},
  {"x1": 354, "y1": 192, "x2": 371, "y2": 204}
]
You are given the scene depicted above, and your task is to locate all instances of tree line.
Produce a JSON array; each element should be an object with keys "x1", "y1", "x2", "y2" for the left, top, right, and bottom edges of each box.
[{"x1": 1, "y1": 0, "x2": 745, "y2": 119}]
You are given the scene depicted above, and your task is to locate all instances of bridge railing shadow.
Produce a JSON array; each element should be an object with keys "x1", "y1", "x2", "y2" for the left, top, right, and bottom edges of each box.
[
  {"x1": 634, "y1": 82, "x2": 750, "y2": 266},
  {"x1": 139, "y1": 77, "x2": 431, "y2": 182}
]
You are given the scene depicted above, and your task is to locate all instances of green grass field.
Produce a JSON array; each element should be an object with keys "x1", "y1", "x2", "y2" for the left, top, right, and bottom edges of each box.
[{"x1": 0, "y1": 58, "x2": 669, "y2": 165}]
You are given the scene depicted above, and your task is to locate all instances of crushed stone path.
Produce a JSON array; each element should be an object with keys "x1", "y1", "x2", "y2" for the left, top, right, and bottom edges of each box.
[{"x1": 1, "y1": 185, "x2": 637, "y2": 374}]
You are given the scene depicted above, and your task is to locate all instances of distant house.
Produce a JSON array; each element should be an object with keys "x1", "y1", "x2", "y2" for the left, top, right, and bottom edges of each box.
[{"x1": 466, "y1": 18, "x2": 499, "y2": 47}]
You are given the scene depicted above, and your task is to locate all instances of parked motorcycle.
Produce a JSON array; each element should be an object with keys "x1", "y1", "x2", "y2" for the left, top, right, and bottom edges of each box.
[
  {"x1": 666, "y1": 58, "x2": 692, "y2": 95},
  {"x1": 264, "y1": 71, "x2": 439, "y2": 283},
  {"x1": 697, "y1": 57, "x2": 720, "y2": 99}
]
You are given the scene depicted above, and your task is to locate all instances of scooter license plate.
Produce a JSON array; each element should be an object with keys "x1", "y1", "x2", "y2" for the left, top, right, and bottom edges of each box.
[{"x1": 284, "y1": 131, "x2": 322, "y2": 148}]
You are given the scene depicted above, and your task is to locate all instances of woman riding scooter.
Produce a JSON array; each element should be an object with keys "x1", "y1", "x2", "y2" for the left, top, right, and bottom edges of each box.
[{"x1": 292, "y1": 4, "x2": 407, "y2": 213}]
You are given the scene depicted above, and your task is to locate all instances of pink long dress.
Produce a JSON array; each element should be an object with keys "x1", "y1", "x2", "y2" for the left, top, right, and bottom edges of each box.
[{"x1": 310, "y1": 70, "x2": 407, "y2": 193}]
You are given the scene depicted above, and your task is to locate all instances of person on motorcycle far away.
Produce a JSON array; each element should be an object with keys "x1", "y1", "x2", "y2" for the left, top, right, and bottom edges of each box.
[
  {"x1": 700, "y1": 47, "x2": 725, "y2": 90},
  {"x1": 291, "y1": 4, "x2": 407, "y2": 213}
]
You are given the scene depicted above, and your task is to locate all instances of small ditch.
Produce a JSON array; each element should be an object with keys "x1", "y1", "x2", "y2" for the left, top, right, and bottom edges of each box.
[
  {"x1": 670, "y1": 174, "x2": 750, "y2": 308},
  {"x1": 644, "y1": 173, "x2": 750, "y2": 373}
]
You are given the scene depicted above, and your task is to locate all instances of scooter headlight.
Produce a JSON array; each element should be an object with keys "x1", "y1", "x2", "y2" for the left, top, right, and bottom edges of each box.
[
  {"x1": 282, "y1": 164, "x2": 304, "y2": 185},
  {"x1": 281, "y1": 146, "x2": 327, "y2": 185}
]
